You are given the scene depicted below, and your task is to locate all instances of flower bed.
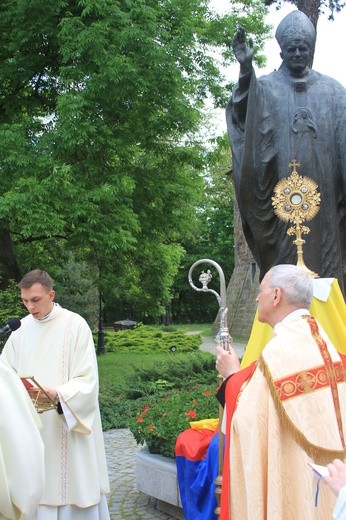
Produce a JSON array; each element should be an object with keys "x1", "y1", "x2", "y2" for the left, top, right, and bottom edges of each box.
[{"x1": 129, "y1": 385, "x2": 218, "y2": 458}]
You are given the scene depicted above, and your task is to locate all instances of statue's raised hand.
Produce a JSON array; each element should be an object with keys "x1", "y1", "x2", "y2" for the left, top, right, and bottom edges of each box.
[{"x1": 232, "y1": 27, "x2": 253, "y2": 72}]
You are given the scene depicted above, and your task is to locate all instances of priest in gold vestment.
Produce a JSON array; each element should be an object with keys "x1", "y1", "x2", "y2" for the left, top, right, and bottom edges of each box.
[{"x1": 216, "y1": 265, "x2": 346, "y2": 520}]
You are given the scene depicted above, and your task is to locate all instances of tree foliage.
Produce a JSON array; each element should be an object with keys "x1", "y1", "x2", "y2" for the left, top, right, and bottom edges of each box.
[
  {"x1": 171, "y1": 134, "x2": 235, "y2": 323},
  {"x1": 0, "y1": 0, "x2": 269, "y2": 322}
]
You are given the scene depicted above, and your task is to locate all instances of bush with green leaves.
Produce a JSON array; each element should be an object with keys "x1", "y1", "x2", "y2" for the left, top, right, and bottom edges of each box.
[
  {"x1": 98, "y1": 324, "x2": 201, "y2": 353},
  {"x1": 0, "y1": 280, "x2": 25, "y2": 352},
  {"x1": 97, "y1": 343, "x2": 219, "y2": 451},
  {"x1": 124, "y1": 352, "x2": 217, "y2": 399},
  {"x1": 129, "y1": 386, "x2": 218, "y2": 458},
  {"x1": 97, "y1": 326, "x2": 220, "y2": 456},
  {"x1": 99, "y1": 391, "x2": 135, "y2": 431},
  {"x1": 0, "y1": 279, "x2": 25, "y2": 323}
]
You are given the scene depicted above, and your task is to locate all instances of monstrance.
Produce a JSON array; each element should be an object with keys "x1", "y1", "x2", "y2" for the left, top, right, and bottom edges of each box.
[{"x1": 271, "y1": 160, "x2": 321, "y2": 278}]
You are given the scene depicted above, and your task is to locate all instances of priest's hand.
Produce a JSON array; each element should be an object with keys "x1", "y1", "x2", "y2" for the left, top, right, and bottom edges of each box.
[
  {"x1": 27, "y1": 385, "x2": 58, "y2": 405},
  {"x1": 324, "y1": 459, "x2": 346, "y2": 496},
  {"x1": 215, "y1": 345, "x2": 240, "y2": 379}
]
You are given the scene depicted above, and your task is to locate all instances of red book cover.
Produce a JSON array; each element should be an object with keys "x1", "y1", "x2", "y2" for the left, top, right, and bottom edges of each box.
[{"x1": 21, "y1": 377, "x2": 35, "y2": 390}]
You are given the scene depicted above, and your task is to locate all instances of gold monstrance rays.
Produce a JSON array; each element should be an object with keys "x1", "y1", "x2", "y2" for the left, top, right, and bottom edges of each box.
[{"x1": 271, "y1": 160, "x2": 321, "y2": 278}]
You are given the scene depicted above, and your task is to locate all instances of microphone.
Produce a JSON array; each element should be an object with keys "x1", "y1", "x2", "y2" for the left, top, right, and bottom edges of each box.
[{"x1": 0, "y1": 318, "x2": 21, "y2": 337}]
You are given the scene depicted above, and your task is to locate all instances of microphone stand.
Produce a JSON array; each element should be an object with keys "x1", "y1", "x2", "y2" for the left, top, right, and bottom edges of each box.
[{"x1": 188, "y1": 259, "x2": 231, "y2": 519}]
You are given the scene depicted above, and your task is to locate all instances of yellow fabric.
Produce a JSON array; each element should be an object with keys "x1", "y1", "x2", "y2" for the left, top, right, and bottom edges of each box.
[
  {"x1": 230, "y1": 362, "x2": 336, "y2": 519},
  {"x1": 189, "y1": 418, "x2": 219, "y2": 431},
  {"x1": 241, "y1": 278, "x2": 346, "y2": 368},
  {"x1": 309, "y1": 280, "x2": 346, "y2": 354}
]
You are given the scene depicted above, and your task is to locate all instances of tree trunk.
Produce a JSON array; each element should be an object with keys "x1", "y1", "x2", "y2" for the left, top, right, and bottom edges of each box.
[{"x1": 296, "y1": 0, "x2": 320, "y2": 28}]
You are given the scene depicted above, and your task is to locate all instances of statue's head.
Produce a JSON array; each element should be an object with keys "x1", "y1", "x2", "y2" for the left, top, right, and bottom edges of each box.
[
  {"x1": 275, "y1": 11, "x2": 316, "y2": 51},
  {"x1": 275, "y1": 11, "x2": 316, "y2": 74}
]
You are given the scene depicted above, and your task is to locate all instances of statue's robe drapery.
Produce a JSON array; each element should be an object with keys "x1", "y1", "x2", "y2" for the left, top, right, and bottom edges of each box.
[{"x1": 226, "y1": 65, "x2": 346, "y2": 293}]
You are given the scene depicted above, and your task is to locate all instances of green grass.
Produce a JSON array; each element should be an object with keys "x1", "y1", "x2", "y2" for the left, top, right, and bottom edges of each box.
[
  {"x1": 97, "y1": 349, "x2": 215, "y2": 397},
  {"x1": 95, "y1": 324, "x2": 246, "y2": 456},
  {"x1": 98, "y1": 351, "x2": 184, "y2": 394}
]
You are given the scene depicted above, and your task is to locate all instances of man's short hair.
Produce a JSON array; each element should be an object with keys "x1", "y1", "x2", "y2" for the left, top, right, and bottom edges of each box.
[
  {"x1": 18, "y1": 269, "x2": 53, "y2": 291},
  {"x1": 268, "y1": 264, "x2": 313, "y2": 307}
]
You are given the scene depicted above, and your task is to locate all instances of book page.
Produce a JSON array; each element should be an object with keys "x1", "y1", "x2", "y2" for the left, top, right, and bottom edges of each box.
[{"x1": 309, "y1": 462, "x2": 330, "y2": 478}]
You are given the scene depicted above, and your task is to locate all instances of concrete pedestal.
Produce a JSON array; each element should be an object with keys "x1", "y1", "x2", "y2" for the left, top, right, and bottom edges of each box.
[{"x1": 135, "y1": 446, "x2": 184, "y2": 519}]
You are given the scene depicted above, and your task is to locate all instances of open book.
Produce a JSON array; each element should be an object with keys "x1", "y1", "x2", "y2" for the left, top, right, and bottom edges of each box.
[{"x1": 21, "y1": 376, "x2": 57, "y2": 414}]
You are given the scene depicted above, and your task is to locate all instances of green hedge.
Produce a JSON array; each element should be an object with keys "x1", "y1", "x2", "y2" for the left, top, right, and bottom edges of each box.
[
  {"x1": 95, "y1": 324, "x2": 201, "y2": 353},
  {"x1": 97, "y1": 326, "x2": 219, "y2": 456}
]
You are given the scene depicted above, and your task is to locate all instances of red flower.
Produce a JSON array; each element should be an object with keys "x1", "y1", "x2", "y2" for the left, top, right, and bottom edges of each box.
[
  {"x1": 147, "y1": 423, "x2": 155, "y2": 431},
  {"x1": 192, "y1": 399, "x2": 198, "y2": 406},
  {"x1": 185, "y1": 410, "x2": 197, "y2": 419},
  {"x1": 140, "y1": 405, "x2": 150, "y2": 416},
  {"x1": 137, "y1": 416, "x2": 144, "y2": 423},
  {"x1": 203, "y1": 390, "x2": 212, "y2": 396}
]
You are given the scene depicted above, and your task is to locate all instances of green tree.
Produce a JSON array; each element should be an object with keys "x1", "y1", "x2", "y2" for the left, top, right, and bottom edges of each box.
[
  {"x1": 0, "y1": 280, "x2": 25, "y2": 352},
  {"x1": 0, "y1": 280, "x2": 25, "y2": 324},
  {"x1": 0, "y1": 0, "x2": 269, "y2": 321},
  {"x1": 53, "y1": 252, "x2": 99, "y2": 327},
  {"x1": 171, "y1": 134, "x2": 234, "y2": 323}
]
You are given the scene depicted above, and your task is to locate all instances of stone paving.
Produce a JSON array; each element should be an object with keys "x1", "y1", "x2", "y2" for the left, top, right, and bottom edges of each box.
[
  {"x1": 105, "y1": 428, "x2": 179, "y2": 520},
  {"x1": 104, "y1": 335, "x2": 246, "y2": 520}
]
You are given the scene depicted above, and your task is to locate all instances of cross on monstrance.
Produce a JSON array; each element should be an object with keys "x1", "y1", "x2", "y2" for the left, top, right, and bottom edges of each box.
[{"x1": 271, "y1": 160, "x2": 321, "y2": 278}]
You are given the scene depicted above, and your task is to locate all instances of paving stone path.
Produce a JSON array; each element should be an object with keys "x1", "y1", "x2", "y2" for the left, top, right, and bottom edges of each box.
[{"x1": 105, "y1": 428, "x2": 180, "y2": 519}]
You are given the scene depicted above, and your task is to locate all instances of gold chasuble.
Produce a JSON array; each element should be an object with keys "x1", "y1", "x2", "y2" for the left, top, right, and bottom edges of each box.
[{"x1": 222, "y1": 315, "x2": 346, "y2": 520}]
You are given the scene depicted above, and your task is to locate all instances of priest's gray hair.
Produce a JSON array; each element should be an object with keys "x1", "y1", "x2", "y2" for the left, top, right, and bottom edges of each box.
[{"x1": 268, "y1": 264, "x2": 313, "y2": 307}]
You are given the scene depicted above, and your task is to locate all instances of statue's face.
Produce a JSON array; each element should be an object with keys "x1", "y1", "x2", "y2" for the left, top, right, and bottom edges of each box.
[{"x1": 280, "y1": 39, "x2": 312, "y2": 75}]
